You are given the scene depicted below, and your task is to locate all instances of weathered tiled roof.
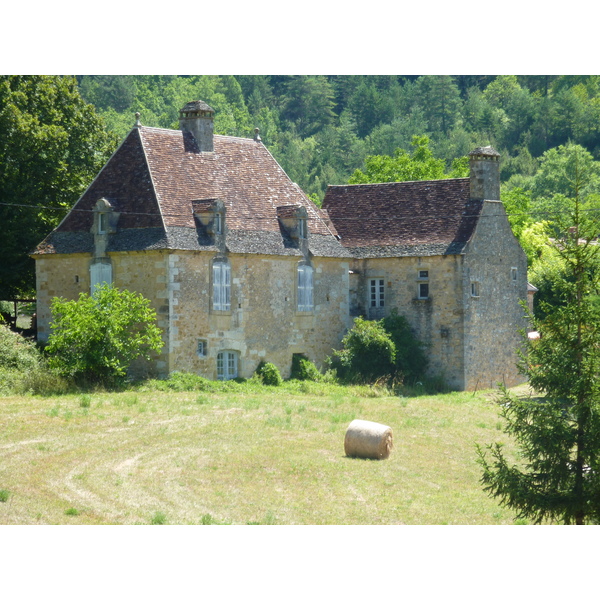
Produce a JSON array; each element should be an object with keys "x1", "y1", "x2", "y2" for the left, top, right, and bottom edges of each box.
[
  {"x1": 34, "y1": 126, "x2": 346, "y2": 257},
  {"x1": 321, "y1": 178, "x2": 483, "y2": 257}
]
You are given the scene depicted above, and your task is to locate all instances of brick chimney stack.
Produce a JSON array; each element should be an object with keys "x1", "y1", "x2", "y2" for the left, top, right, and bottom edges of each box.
[
  {"x1": 179, "y1": 101, "x2": 215, "y2": 153},
  {"x1": 469, "y1": 146, "x2": 500, "y2": 201}
]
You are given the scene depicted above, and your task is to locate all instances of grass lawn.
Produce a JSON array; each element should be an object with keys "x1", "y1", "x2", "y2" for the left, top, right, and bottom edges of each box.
[{"x1": 0, "y1": 379, "x2": 527, "y2": 525}]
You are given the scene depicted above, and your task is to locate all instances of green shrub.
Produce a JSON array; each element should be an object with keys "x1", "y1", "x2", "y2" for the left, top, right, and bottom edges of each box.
[
  {"x1": 329, "y1": 312, "x2": 429, "y2": 385},
  {"x1": 255, "y1": 361, "x2": 283, "y2": 386},
  {"x1": 0, "y1": 324, "x2": 40, "y2": 371},
  {"x1": 382, "y1": 310, "x2": 428, "y2": 383},
  {"x1": 291, "y1": 354, "x2": 321, "y2": 381},
  {"x1": 159, "y1": 371, "x2": 211, "y2": 391},
  {"x1": 46, "y1": 284, "x2": 164, "y2": 386},
  {"x1": 331, "y1": 316, "x2": 396, "y2": 383},
  {"x1": 0, "y1": 489, "x2": 10, "y2": 503}
]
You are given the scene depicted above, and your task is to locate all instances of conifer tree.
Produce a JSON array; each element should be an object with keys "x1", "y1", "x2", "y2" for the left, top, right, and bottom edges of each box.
[{"x1": 478, "y1": 147, "x2": 600, "y2": 524}]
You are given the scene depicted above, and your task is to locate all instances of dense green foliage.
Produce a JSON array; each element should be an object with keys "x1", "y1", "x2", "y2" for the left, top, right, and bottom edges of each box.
[
  {"x1": 0, "y1": 323, "x2": 39, "y2": 371},
  {"x1": 290, "y1": 353, "x2": 322, "y2": 382},
  {"x1": 381, "y1": 310, "x2": 428, "y2": 383},
  {"x1": 46, "y1": 284, "x2": 164, "y2": 385},
  {"x1": 332, "y1": 317, "x2": 396, "y2": 382},
  {"x1": 331, "y1": 313, "x2": 427, "y2": 384},
  {"x1": 478, "y1": 160, "x2": 600, "y2": 524},
  {"x1": 255, "y1": 361, "x2": 284, "y2": 386},
  {"x1": 0, "y1": 76, "x2": 119, "y2": 299},
  {"x1": 349, "y1": 135, "x2": 469, "y2": 183},
  {"x1": 76, "y1": 75, "x2": 600, "y2": 203}
]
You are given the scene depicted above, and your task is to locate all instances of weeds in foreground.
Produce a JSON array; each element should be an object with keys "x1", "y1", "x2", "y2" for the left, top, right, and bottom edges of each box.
[
  {"x1": 150, "y1": 511, "x2": 167, "y2": 525},
  {"x1": 0, "y1": 489, "x2": 10, "y2": 503}
]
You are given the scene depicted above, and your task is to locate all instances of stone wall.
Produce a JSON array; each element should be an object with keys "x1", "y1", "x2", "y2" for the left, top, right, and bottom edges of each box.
[
  {"x1": 169, "y1": 252, "x2": 350, "y2": 379},
  {"x1": 350, "y1": 254, "x2": 467, "y2": 389},
  {"x1": 34, "y1": 250, "x2": 171, "y2": 378},
  {"x1": 35, "y1": 250, "x2": 350, "y2": 380},
  {"x1": 462, "y1": 200, "x2": 528, "y2": 390}
]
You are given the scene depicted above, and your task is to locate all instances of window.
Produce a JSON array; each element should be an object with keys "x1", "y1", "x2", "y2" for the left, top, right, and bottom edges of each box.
[
  {"x1": 217, "y1": 350, "x2": 238, "y2": 380},
  {"x1": 369, "y1": 278, "x2": 385, "y2": 308},
  {"x1": 197, "y1": 339, "x2": 207, "y2": 357},
  {"x1": 297, "y1": 264, "x2": 313, "y2": 311},
  {"x1": 471, "y1": 282, "x2": 480, "y2": 297},
  {"x1": 90, "y1": 261, "x2": 112, "y2": 292},
  {"x1": 298, "y1": 217, "x2": 307, "y2": 239},
  {"x1": 214, "y1": 212, "x2": 223, "y2": 235},
  {"x1": 212, "y1": 260, "x2": 231, "y2": 311},
  {"x1": 98, "y1": 212, "x2": 108, "y2": 234},
  {"x1": 511, "y1": 267, "x2": 518, "y2": 282},
  {"x1": 417, "y1": 270, "x2": 429, "y2": 299}
]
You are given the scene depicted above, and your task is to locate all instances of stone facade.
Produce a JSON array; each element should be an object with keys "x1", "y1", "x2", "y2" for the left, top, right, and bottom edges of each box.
[
  {"x1": 323, "y1": 146, "x2": 529, "y2": 390},
  {"x1": 33, "y1": 102, "x2": 528, "y2": 390}
]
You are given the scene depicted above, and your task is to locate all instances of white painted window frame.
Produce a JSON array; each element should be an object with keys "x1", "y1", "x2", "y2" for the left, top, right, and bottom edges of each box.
[
  {"x1": 297, "y1": 264, "x2": 314, "y2": 312},
  {"x1": 217, "y1": 350, "x2": 238, "y2": 380},
  {"x1": 212, "y1": 260, "x2": 231, "y2": 311},
  {"x1": 369, "y1": 278, "x2": 385, "y2": 308}
]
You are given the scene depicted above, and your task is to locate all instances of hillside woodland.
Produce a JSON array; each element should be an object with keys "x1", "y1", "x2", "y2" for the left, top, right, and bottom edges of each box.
[{"x1": 4, "y1": 74, "x2": 600, "y2": 309}]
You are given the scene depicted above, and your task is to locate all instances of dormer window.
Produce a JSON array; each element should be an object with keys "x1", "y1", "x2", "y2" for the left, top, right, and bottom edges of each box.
[
  {"x1": 214, "y1": 211, "x2": 223, "y2": 235},
  {"x1": 98, "y1": 212, "x2": 108, "y2": 235},
  {"x1": 192, "y1": 198, "x2": 225, "y2": 238},
  {"x1": 277, "y1": 205, "x2": 308, "y2": 242},
  {"x1": 92, "y1": 198, "x2": 119, "y2": 239},
  {"x1": 298, "y1": 216, "x2": 307, "y2": 240}
]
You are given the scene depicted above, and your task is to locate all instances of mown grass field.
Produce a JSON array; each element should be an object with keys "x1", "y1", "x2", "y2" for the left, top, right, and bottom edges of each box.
[{"x1": 0, "y1": 379, "x2": 527, "y2": 525}]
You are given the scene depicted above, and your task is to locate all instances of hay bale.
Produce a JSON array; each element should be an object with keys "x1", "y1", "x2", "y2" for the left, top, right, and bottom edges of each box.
[{"x1": 344, "y1": 419, "x2": 393, "y2": 460}]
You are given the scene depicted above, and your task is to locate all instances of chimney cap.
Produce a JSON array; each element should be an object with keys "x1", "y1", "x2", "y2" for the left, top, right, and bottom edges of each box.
[
  {"x1": 180, "y1": 100, "x2": 215, "y2": 115},
  {"x1": 469, "y1": 145, "x2": 500, "y2": 159}
]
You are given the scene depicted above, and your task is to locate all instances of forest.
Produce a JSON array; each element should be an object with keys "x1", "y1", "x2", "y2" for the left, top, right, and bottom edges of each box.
[
  {"x1": 74, "y1": 75, "x2": 600, "y2": 196},
  {"x1": 3, "y1": 74, "x2": 600, "y2": 304}
]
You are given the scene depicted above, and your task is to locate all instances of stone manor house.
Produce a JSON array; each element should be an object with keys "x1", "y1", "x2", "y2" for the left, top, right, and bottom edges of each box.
[{"x1": 32, "y1": 101, "x2": 528, "y2": 390}]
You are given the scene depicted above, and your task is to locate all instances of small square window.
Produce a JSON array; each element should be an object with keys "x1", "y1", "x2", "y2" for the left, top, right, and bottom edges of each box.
[
  {"x1": 471, "y1": 282, "x2": 480, "y2": 297},
  {"x1": 418, "y1": 282, "x2": 429, "y2": 299},
  {"x1": 418, "y1": 270, "x2": 429, "y2": 279}
]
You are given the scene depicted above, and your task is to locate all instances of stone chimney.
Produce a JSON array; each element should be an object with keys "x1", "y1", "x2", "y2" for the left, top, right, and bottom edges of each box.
[
  {"x1": 179, "y1": 101, "x2": 215, "y2": 152},
  {"x1": 469, "y1": 146, "x2": 500, "y2": 201}
]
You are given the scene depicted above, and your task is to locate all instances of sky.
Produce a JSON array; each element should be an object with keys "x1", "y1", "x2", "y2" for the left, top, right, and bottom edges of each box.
[{"x1": 3, "y1": 1, "x2": 595, "y2": 75}]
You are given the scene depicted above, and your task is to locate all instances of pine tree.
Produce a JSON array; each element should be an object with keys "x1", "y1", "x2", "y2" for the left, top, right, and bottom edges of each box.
[{"x1": 478, "y1": 147, "x2": 600, "y2": 524}]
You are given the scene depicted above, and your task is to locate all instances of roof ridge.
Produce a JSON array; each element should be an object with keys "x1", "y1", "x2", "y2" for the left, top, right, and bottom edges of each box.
[
  {"x1": 327, "y1": 177, "x2": 469, "y2": 188},
  {"x1": 139, "y1": 126, "x2": 258, "y2": 144}
]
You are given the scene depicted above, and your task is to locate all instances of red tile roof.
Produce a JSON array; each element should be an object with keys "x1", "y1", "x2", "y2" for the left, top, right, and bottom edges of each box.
[
  {"x1": 140, "y1": 126, "x2": 332, "y2": 235},
  {"x1": 322, "y1": 178, "x2": 483, "y2": 256},
  {"x1": 36, "y1": 125, "x2": 343, "y2": 256}
]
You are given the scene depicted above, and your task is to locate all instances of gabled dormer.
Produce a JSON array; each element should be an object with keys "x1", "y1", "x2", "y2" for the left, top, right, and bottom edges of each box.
[
  {"x1": 192, "y1": 198, "x2": 226, "y2": 238},
  {"x1": 277, "y1": 205, "x2": 308, "y2": 243}
]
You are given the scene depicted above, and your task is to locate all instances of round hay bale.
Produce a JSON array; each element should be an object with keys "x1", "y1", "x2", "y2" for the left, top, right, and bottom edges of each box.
[{"x1": 344, "y1": 419, "x2": 393, "y2": 460}]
